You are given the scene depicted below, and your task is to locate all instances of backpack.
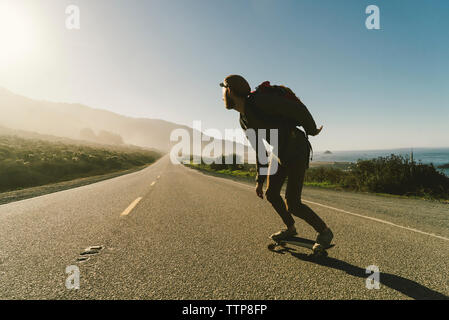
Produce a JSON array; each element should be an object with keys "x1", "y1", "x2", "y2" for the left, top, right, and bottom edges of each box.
[
  {"x1": 251, "y1": 81, "x2": 314, "y2": 164},
  {"x1": 251, "y1": 81, "x2": 302, "y2": 104}
]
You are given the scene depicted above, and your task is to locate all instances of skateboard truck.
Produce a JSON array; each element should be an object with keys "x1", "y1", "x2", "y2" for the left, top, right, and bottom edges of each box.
[{"x1": 269, "y1": 235, "x2": 335, "y2": 257}]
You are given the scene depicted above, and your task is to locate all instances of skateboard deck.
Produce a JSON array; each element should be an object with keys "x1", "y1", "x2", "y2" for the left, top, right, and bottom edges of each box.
[{"x1": 268, "y1": 236, "x2": 335, "y2": 257}]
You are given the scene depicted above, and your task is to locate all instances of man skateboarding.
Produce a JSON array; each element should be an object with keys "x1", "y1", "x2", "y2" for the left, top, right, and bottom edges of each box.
[{"x1": 220, "y1": 74, "x2": 333, "y2": 247}]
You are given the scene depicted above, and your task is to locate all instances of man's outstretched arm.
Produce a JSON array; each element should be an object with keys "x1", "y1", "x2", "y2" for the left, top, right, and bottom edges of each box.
[{"x1": 245, "y1": 129, "x2": 269, "y2": 198}]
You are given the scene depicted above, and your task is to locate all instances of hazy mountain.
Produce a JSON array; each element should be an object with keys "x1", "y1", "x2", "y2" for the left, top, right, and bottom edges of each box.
[
  {"x1": 0, "y1": 87, "x2": 248, "y2": 158},
  {"x1": 0, "y1": 124, "x2": 162, "y2": 154}
]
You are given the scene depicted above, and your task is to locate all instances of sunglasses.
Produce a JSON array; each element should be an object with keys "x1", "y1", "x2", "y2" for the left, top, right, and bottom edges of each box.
[{"x1": 219, "y1": 82, "x2": 229, "y2": 96}]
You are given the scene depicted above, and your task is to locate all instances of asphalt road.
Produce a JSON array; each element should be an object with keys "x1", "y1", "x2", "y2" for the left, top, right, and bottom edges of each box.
[{"x1": 0, "y1": 155, "x2": 448, "y2": 299}]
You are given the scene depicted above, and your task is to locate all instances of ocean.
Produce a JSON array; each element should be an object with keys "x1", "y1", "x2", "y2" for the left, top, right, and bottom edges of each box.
[{"x1": 312, "y1": 147, "x2": 449, "y2": 177}]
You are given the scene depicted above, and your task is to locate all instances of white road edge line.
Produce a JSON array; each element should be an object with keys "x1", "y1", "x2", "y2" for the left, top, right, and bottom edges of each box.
[
  {"x1": 120, "y1": 197, "x2": 143, "y2": 217},
  {"x1": 302, "y1": 199, "x2": 449, "y2": 242},
  {"x1": 193, "y1": 169, "x2": 449, "y2": 242}
]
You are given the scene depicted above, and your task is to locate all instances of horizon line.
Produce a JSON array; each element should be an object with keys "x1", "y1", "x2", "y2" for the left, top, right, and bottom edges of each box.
[{"x1": 2, "y1": 86, "x2": 448, "y2": 153}]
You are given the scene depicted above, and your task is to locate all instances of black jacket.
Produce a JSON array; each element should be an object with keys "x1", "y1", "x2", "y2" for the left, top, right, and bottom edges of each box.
[{"x1": 240, "y1": 91, "x2": 317, "y2": 183}]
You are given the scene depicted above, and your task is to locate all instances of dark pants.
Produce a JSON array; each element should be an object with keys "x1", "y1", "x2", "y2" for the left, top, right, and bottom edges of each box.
[{"x1": 265, "y1": 153, "x2": 327, "y2": 233}]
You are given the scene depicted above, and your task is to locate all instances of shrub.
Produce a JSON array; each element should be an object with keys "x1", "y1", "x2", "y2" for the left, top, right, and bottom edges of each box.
[
  {"x1": 190, "y1": 153, "x2": 449, "y2": 200},
  {"x1": 352, "y1": 155, "x2": 449, "y2": 198}
]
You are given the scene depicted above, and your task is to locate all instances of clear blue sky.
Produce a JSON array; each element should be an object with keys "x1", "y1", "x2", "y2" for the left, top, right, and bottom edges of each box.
[{"x1": 1, "y1": 0, "x2": 448, "y2": 150}]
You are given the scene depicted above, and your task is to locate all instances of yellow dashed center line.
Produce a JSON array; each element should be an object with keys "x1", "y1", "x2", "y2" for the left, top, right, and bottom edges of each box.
[
  {"x1": 150, "y1": 181, "x2": 156, "y2": 186},
  {"x1": 120, "y1": 197, "x2": 143, "y2": 217}
]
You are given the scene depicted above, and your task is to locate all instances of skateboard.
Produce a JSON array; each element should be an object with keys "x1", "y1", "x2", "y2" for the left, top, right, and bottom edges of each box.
[{"x1": 268, "y1": 235, "x2": 335, "y2": 257}]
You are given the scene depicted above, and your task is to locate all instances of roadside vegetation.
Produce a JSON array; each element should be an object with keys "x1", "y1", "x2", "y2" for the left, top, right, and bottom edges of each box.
[
  {"x1": 186, "y1": 154, "x2": 449, "y2": 200},
  {"x1": 0, "y1": 135, "x2": 161, "y2": 193}
]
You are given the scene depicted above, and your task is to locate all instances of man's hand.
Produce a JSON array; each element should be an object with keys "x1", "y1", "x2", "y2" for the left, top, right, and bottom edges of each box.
[
  {"x1": 314, "y1": 125, "x2": 323, "y2": 136},
  {"x1": 255, "y1": 182, "x2": 264, "y2": 199}
]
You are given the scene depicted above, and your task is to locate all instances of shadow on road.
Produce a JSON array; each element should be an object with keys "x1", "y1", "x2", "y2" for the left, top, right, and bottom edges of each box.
[{"x1": 270, "y1": 246, "x2": 448, "y2": 300}]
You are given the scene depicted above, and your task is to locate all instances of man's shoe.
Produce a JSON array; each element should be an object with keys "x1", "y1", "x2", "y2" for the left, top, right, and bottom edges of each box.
[
  {"x1": 316, "y1": 227, "x2": 334, "y2": 248},
  {"x1": 270, "y1": 227, "x2": 297, "y2": 242}
]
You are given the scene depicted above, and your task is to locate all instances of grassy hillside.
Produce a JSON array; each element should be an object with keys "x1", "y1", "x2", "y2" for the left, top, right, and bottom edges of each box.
[{"x1": 0, "y1": 134, "x2": 161, "y2": 193}]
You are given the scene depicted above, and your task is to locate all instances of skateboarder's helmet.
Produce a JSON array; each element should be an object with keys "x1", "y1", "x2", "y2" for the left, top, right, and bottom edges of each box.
[{"x1": 220, "y1": 75, "x2": 251, "y2": 98}]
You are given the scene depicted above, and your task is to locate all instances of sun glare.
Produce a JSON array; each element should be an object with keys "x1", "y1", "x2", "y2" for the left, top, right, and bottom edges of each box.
[{"x1": 0, "y1": 3, "x2": 37, "y2": 64}]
